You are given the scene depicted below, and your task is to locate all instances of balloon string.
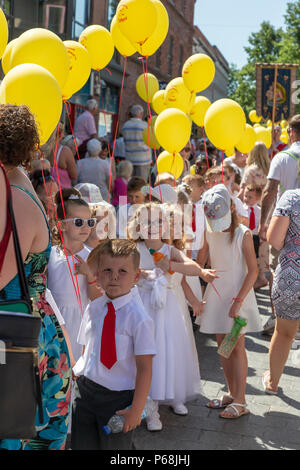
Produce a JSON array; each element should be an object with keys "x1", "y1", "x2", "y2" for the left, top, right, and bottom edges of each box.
[
  {"x1": 141, "y1": 58, "x2": 152, "y2": 201},
  {"x1": 222, "y1": 150, "x2": 224, "y2": 183},
  {"x1": 98, "y1": 70, "x2": 113, "y2": 203},
  {"x1": 51, "y1": 117, "x2": 83, "y2": 315},
  {"x1": 109, "y1": 56, "x2": 127, "y2": 204},
  {"x1": 202, "y1": 127, "x2": 210, "y2": 169},
  {"x1": 64, "y1": 100, "x2": 80, "y2": 161}
]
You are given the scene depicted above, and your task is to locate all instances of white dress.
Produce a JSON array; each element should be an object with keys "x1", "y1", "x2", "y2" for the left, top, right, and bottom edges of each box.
[
  {"x1": 47, "y1": 245, "x2": 91, "y2": 361},
  {"x1": 198, "y1": 225, "x2": 262, "y2": 334},
  {"x1": 137, "y1": 242, "x2": 202, "y2": 405}
]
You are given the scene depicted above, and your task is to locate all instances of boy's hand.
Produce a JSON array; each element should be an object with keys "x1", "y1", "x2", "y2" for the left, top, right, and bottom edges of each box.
[
  {"x1": 201, "y1": 269, "x2": 219, "y2": 283},
  {"x1": 192, "y1": 300, "x2": 206, "y2": 317},
  {"x1": 116, "y1": 407, "x2": 142, "y2": 433}
]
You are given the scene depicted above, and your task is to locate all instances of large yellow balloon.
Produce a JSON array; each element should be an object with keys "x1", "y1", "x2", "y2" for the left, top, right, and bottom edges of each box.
[
  {"x1": 152, "y1": 89, "x2": 168, "y2": 114},
  {"x1": 189, "y1": 96, "x2": 211, "y2": 127},
  {"x1": 79, "y1": 25, "x2": 114, "y2": 71},
  {"x1": 1, "y1": 38, "x2": 18, "y2": 75},
  {"x1": 0, "y1": 63, "x2": 62, "y2": 145},
  {"x1": 138, "y1": 0, "x2": 169, "y2": 56},
  {"x1": 204, "y1": 98, "x2": 246, "y2": 151},
  {"x1": 165, "y1": 77, "x2": 195, "y2": 114},
  {"x1": 136, "y1": 73, "x2": 159, "y2": 103},
  {"x1": 155, "y1": 108, "x2": 191, "y2": 154},
  {"x1": 10, "y1": 28, "x2": 69, "y2": 90},
  {"x1": 281, "y1": 119, "x2": 288, "y2": 129},
  {"x1": 116, "y1": 0, "x2": 157, "y2": 46},
  {"x1": 235, "y1": 124, "x2": 256, "y2": 154},
  {"x1": 62, "y1": 41, "x2": 91, "y2": 101},
  {"x1": 182, "y1": 54, "x2": 215, "y2": 93},
  {"x1": 157, "y1": 150, "x2": 184, "y2": 180},
  {"x1": 110, "y1": 15, "x2": 136, "y2": 57},
  {"x1": 0, "y1": 8, "x2": 8, "y2": 60},
  {"x1": 254, "y1": 126, "x2": 272, "y2": 149},
  {"x1": 143, "y1": 116, "x2": 160, "y2": 149}
]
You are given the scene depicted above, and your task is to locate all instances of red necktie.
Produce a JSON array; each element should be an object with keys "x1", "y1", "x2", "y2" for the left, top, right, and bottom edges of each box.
[
  {"x1": 192, "y1": 204, "x2": 196, "y2": 232},
  {"x1": 249, "y1": 207, "x2": 255, "y2": 231},
  {"x1": 100, "y1": 302, "x2": 117, "y2": 369}
]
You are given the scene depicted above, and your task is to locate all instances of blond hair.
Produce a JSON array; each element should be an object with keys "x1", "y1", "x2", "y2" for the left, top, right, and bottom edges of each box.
[
  {"x1": 247, "y1": 142, "x2": 270, "y2": 175},
  {"x1": 87, "y1": 239, "x2": 140, "y2": 274}
]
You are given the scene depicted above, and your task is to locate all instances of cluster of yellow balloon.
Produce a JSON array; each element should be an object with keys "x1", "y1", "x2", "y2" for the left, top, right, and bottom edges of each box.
[
  {"x1": 114, "y1": 0, "x2": 169, "y2": 57},
  {"x1": 0, "y1": 11, "x2": 117, "y2": 145}
]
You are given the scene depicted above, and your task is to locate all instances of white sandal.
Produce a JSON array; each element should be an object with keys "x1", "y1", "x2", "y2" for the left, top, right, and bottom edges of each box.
[
  {"x1": 219, "y1": 403, "x2": 250, "y2": 419},
  {"x1": 206, "y1": 395, "x2": 233, "y2": 409}
]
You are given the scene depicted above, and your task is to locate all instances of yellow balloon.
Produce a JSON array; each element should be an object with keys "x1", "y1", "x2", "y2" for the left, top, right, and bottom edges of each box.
[
  {"x1": 0, "y1": 8, "x2": 8, "y2": 60},
  {"x1": 1, "y1": 38, "x2": 18, "y2": 75},
  {"x1": 62, "y1": 41, "x2": 91, "y2": 101},
  {"x1": 116, "y1": 0, "x2": 157, "y2": 47},
  {"x1": 138, "y1": 0, "x2": 169, "y2": 56},
  {"x1": 254, "y1": 126, "x2": 272, "y2": 149},
  {"x1": 281, "y1": 133, "x2": 289, "y2": 144},
  {"x1": 151, "y1": 89, "x2": 168, "y2": 114},
  {"x1": 190, "y1": 164, "x2": 196, "y2": 175},
  {"x1": 79, "y1": 25, "x2": 114, "y2": 71},
  {"x1": 281, "y1": 119, "x2": 288, "y2": 129},
  {"x1": 249, "y1": 110, "x2": 261, "y2": 123},
  {"x1": 142, "y1": 116, "x2": 160, "y2": 149},
  {"x1": 253, "y1": 123, "x2": 260, "y2": 128},
  {"x1": 182, "y1": 53, "x2": 215, "y2": 93},
  {"x1": 157, "y1": 150, "x2": 184, "y2": 180},
  {"x1": 136, "y1": 73, "x2": 159, "y2": 103},
  {"x1": 204, "y1": 99, "x2": 246, "y2": 151},
  {"x1": 110, "y1": 15, "x2": 136, "y2": 57},
  {"x1": 225, "y1": 147, "x2": 235, "y2": 157},
  {"x1": 10, "y1": 28, "x2": 69, "y2": 90},
  {"x1": 0, "y1": 63, "x2": 62, "y2": 145},
  {"x1": 235, "y1": 124, "x2": 256, "y2": 154},
  {"x1": 189, "y1": 96, "x2": 211, "y2": 127},
  {"x1": 165, "y1": 77, "x2": 195, "y2": 114},
  {"x1": 154, "y1": 108, "x2": 191, "y2": 154}
]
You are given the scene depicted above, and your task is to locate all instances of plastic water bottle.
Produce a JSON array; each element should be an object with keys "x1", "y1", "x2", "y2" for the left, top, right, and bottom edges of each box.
[
  {"x1": 217, "y1": 316, "x2": 247, "y2": 359},
  {"x1": 103, "y1": 397, "x2": 156, "y2": 435}
]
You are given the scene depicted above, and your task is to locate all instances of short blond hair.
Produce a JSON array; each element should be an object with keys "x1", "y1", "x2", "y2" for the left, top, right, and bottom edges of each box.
[{"x1": 87, "y1": 239, "x2": 140, "y2": 272}]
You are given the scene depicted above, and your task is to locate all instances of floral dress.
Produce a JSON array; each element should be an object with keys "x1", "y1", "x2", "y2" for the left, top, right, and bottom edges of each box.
[{"x1": 0, "y1": 186, "x2": 72, "y2": 450}]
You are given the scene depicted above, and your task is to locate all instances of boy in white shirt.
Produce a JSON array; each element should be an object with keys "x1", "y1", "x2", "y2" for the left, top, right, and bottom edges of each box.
[{"x1": 71, "y1": 239, "x2": 156, "y2": 450}]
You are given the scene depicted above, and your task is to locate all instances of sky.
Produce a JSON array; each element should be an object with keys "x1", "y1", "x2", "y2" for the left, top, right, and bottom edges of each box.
[{"x1": 194, "y1": 0, "x2": 289, "y2": 68}]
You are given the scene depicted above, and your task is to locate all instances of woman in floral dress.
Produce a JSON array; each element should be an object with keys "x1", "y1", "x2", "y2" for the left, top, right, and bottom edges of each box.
[{"x1": 0, "y1": 105, "x2": 72, "y2": 450}]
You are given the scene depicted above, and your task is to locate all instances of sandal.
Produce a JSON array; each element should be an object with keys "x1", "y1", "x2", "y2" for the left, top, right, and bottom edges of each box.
[
  {"x1": 262, "y1": 371, "x2": 278, "y2": 395},
  {"x1": 219, "y1": 403, "x2": 250, "y2": 419},
  {"x1": 206, "y1": 395, "x2": 233, "y2": 409}
]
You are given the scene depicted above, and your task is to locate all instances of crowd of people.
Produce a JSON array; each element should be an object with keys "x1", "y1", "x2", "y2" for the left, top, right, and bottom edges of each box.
[{"x1": 0, "y1": 101, "x2": 299, "y2": 451}]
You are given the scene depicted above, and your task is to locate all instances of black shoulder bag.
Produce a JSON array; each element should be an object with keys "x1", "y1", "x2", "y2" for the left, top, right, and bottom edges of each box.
[{"x1": 0, "y1": 164, "x2": 43, "y2": 439}]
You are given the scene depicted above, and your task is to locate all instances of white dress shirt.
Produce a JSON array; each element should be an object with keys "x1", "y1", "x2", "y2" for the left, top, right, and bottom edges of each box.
[{"x1": 73, "y1": 291, "x2": 156, "y2": 391}]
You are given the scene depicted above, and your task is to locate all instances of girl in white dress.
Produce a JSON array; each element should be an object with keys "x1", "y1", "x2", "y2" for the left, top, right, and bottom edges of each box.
[
  {"x1": 197, "y1": 185, "x2": 262, "y2": 419},
  {"x1": 128, "y1": 203, "x2": 217, "y2": 431},
  {"x1": 48, "y1": 188, "x2": 101, "y2": 362}
]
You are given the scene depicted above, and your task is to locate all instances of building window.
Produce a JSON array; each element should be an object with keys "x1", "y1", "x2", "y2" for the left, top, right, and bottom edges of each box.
[
  {"x1": 168, "y1": 36, "x2": 174, "y2": 76},
  {"x1": 107, "y1": 0, "x2": 118, "y2": 28},
  {"x1": 72, "y1": 0, "x2": 91, "y2": 39},
  {"x1": 178, "y1": 44, "x2": 184, "y2": 75}
]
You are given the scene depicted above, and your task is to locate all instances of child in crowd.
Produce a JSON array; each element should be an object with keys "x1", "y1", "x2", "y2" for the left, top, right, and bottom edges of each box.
[
  {"x1": 197, "y1": 184, "x2": 262, "y2": 418},
  {"x1": 72, "y1": 239, "x2": 156, "y2": 450},
  {"x1": 117, "y1": 176, "x2": 146, "y2": 237},
  {"x1": 30, "y1": 169, "x2": 58, "y2": 229},
  {"x1": 128, "y1": 203, "x2": 218, "y2": 431},
  {"x1": 111, "y1": 160, "x2": 133, "y2": 207},
  {"x1": 243, "y1": 185, "x2": 269, "y2": 289},
  {"x1": 154, "y1": 172, "x2": 176, "y2": 187},
  {"x1": 48, "y1": 188, "x2": 101, "y2": 361}
]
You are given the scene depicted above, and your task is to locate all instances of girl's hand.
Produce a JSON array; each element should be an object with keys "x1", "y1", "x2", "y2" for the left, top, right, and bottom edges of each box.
[
  {"x1": 75, "y1": 255, "x2": 92, "y2": 278},
  {"x1": 192, "y1": 300, "x2": 206, "y2": 317},
  {"x1": 201, "y1": 269, "x2": 219, "y2": 283},
  {"x1": 228, "y1": 300, "x2": 242, "y2": 318},
  {"x1": 116, "y1": 407, "x2": 142, "y2": 433},
  {"x1": 154, "y1": 255, "x2": 169, "y2": 273}
]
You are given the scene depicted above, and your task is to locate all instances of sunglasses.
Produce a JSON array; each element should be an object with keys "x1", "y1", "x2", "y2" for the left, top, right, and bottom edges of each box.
[{"x1": 64, "y1": 217, "x2": 97, "y2": 228}]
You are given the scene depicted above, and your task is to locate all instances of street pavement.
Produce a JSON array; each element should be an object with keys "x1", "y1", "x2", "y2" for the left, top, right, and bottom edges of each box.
[{"x1": 134, "y1": 285, "x2": 300, "y2": 451}]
